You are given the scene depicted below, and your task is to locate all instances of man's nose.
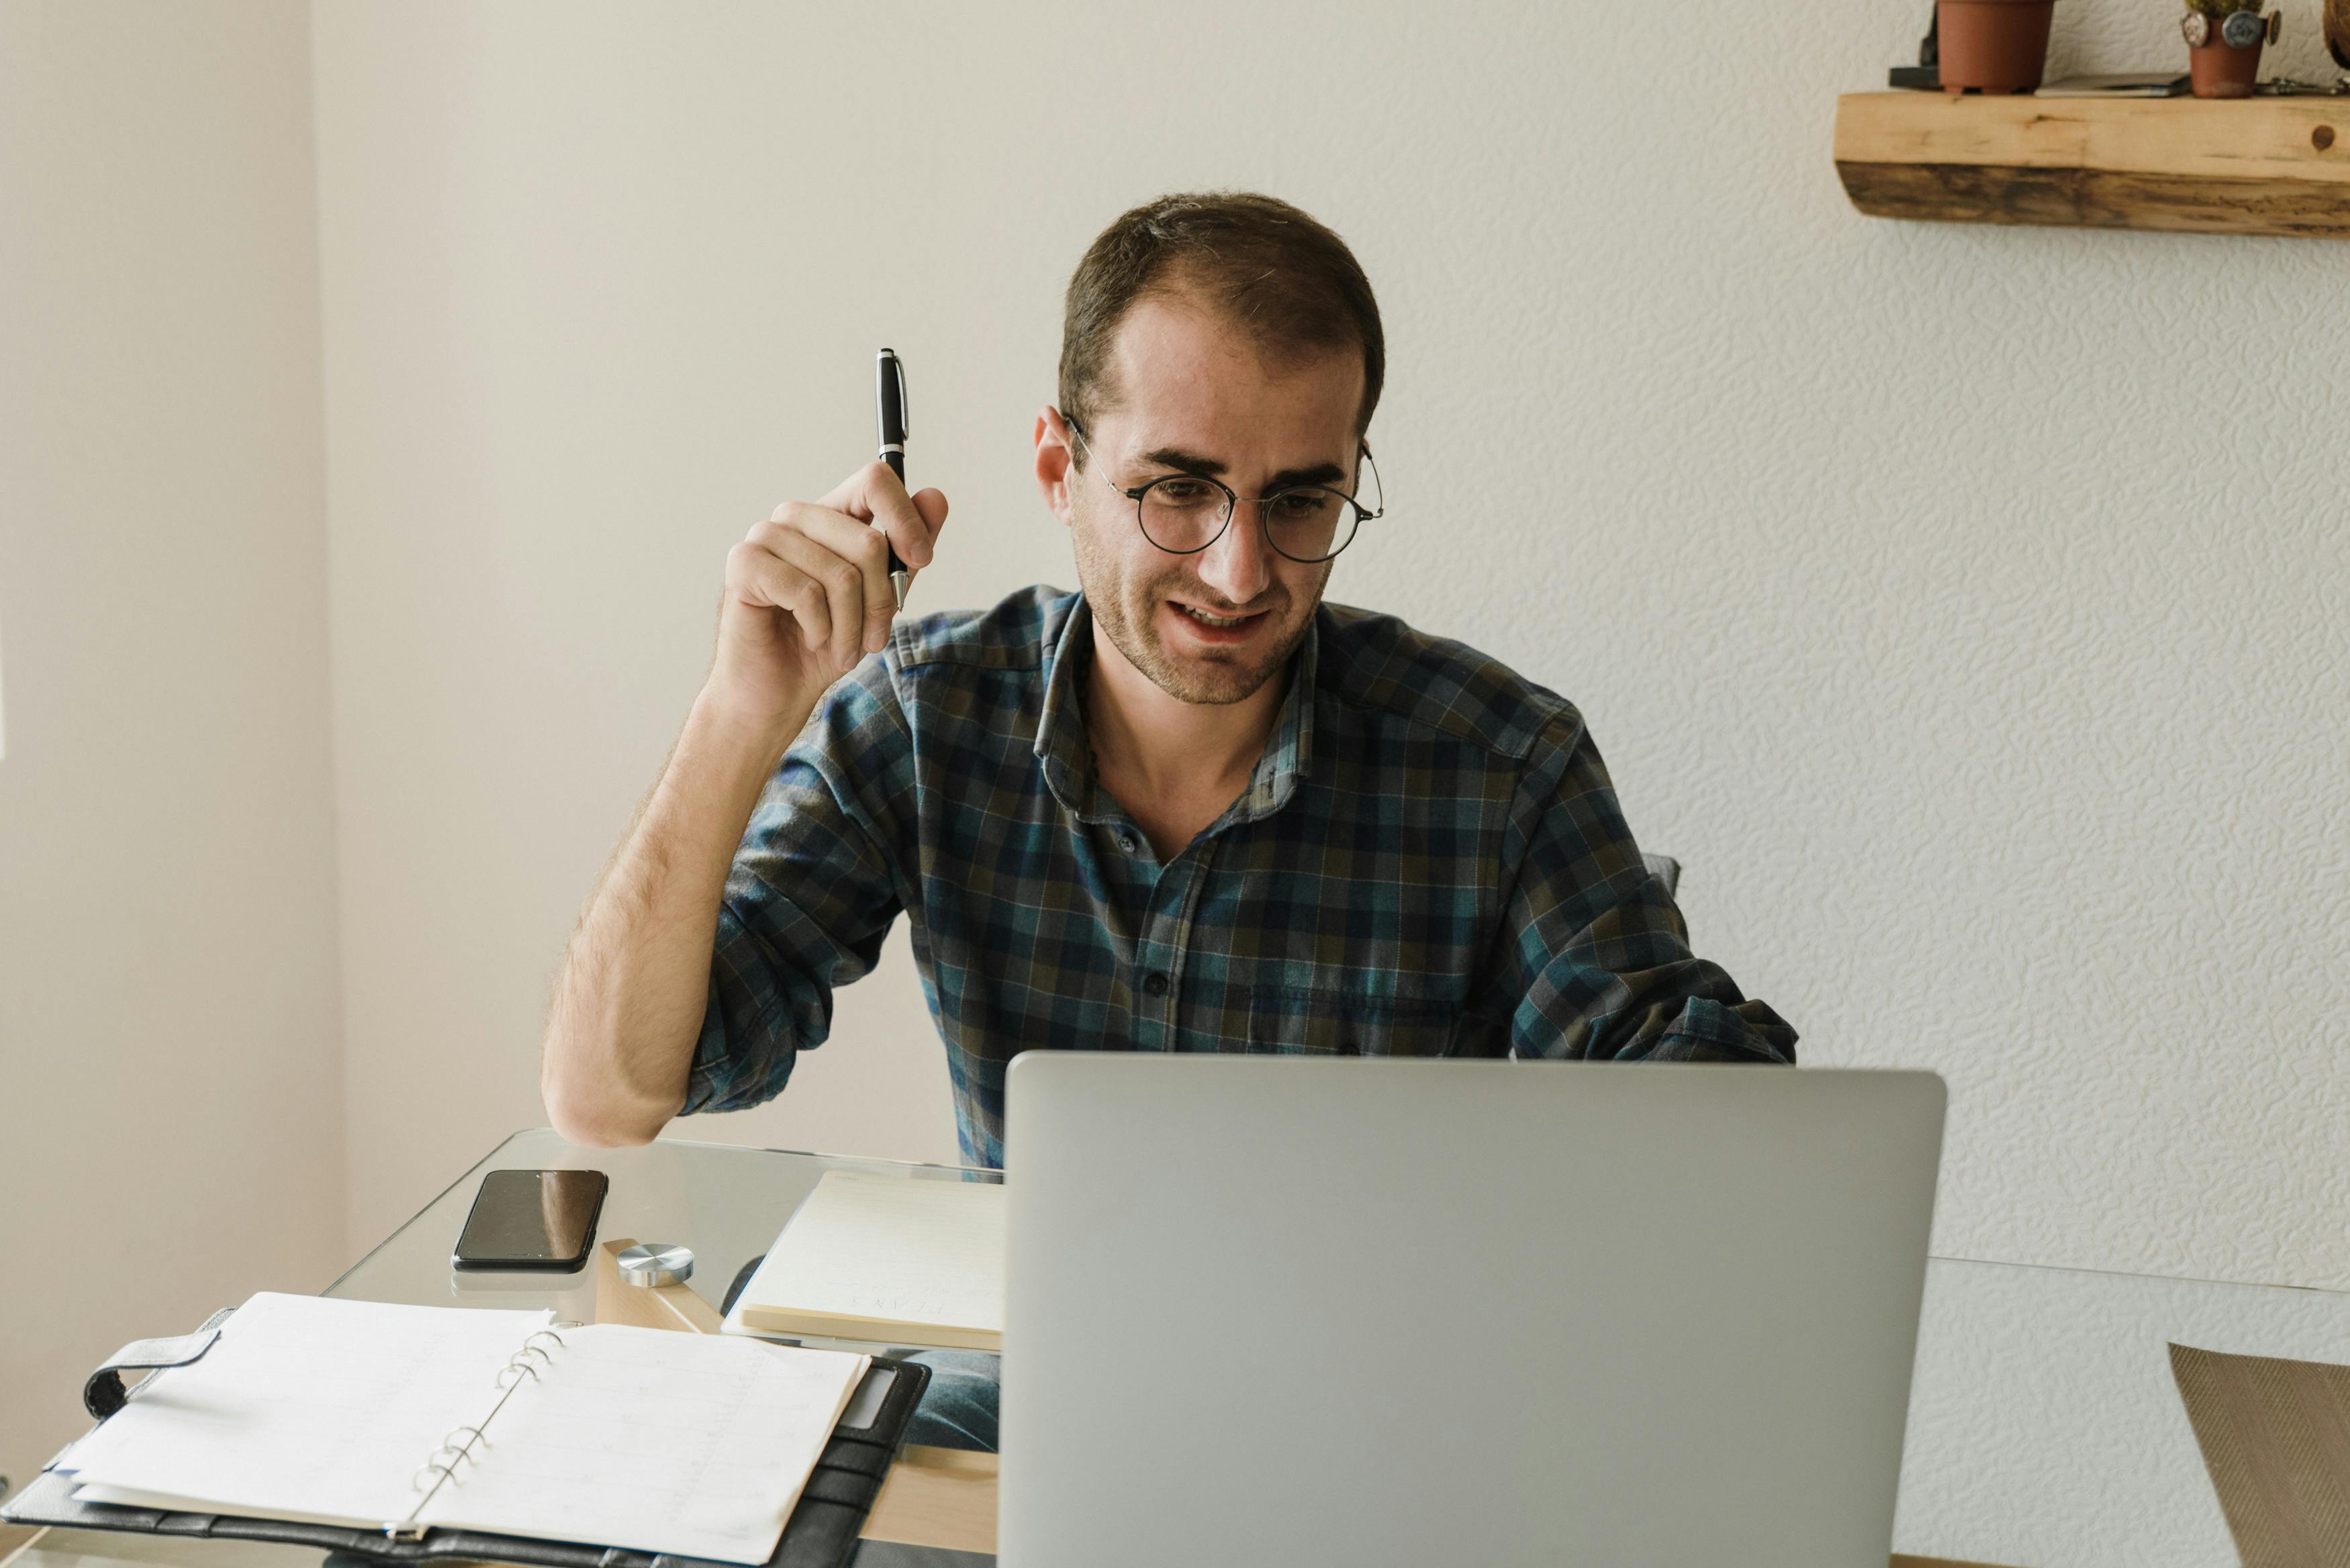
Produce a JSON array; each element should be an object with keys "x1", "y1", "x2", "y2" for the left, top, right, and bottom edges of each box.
[{"x1": 1197, "y1": 499, "x2": 1274, "y2": 605}]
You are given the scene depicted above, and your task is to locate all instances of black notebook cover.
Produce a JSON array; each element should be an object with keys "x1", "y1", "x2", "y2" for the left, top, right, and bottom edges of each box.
[{"x1": 5, "y1": 1356, "x2": 930, "y2": 1568}]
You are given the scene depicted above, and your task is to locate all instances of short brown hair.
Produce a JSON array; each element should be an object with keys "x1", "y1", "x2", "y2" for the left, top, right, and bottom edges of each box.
[{"x1": 1058, "y1": 191, "x2": 1384, "y2": 450}]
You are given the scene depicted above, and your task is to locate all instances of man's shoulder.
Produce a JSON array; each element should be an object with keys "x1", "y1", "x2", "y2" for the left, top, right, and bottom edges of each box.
[
  {"x1": 887, "y1": 583, "x2": 1076, "y2": 677},
  {"x1": 1315, "y1": 601, "x2": 1581, "y2": 765}
]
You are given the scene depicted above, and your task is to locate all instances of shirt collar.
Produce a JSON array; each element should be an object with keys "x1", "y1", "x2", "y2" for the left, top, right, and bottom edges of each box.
[
  {"x1": 1033, "y1": 599, "x2": 1096, "y2": 817},
  {"x1": 1237, "y1": 611, "x2": 1316, "y2": 823},
  {"x1": 1034, "y1": 595, "x2": 1319, "y2": 826}
]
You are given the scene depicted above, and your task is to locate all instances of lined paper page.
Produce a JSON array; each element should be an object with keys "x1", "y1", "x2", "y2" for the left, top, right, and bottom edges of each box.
[
  {"x1": 64, "y1": 1293, "x2": 544, "y2": 1527},
  {"x1": 735, "y1": 1171, "x2": 1005, "y2": 1340},
  {"x1": 418, "y1": 1323, "x2": 868, "y2": 1563}
]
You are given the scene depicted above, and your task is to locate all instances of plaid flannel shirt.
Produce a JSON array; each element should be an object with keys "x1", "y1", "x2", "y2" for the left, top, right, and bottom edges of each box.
[{"x1": 685, "y1": 585, "x2": 1795, "y2": 1168}]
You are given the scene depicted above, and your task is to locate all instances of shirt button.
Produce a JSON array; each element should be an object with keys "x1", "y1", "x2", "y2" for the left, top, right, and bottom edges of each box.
[
  {"x1": 1143, "y1": 971, "x2": 1170, "y2": 997},
  {"x1": 1117, "y1": 831, "x2": 1139, "y2": 854}
]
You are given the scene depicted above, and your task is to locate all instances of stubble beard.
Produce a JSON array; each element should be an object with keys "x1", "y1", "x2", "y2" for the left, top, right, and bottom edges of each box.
[{"x1": 1071, "y1": 518, "x2": 1326, "y2": 707}]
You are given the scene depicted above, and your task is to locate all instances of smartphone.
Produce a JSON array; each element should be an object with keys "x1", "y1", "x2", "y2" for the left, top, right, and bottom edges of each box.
[{"x1": 451, "y1": 1168, "x2": 608, "y2": 1271}]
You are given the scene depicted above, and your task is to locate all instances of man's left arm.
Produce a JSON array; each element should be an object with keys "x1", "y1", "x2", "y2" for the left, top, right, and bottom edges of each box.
[{"x1": 1483, "y1": 715, "x2": 1796, "y2": 1065}]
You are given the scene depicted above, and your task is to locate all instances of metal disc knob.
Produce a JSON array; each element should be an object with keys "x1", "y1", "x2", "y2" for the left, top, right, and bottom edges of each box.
[{"x1": 616, "y1": 1243, "x2": 695, "y2": 1287}]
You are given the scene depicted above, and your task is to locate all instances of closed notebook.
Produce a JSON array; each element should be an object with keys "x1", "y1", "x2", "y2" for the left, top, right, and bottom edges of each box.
[
  {"x1": 56, "y1": 1291, "x2": 869, "y2": 1567},
  {"x1": 726, "y1": 1171, "x2": 1005, "y2": 1351}
]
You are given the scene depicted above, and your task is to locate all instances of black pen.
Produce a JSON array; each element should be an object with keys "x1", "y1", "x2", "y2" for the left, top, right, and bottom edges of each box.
[{"x1": 876, "y1": 348, "x2": 911, "y2": 611}]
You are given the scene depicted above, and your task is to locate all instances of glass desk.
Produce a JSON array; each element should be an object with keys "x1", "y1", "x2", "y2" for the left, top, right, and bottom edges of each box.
[{"x1": 11, "y1": 1126, "x2": 2349, "y2": 1568}]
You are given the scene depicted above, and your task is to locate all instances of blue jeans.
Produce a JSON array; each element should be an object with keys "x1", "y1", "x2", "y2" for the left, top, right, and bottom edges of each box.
[{"x1": 900, "y1": 1350, "x2": 1000, "y2": 1452}]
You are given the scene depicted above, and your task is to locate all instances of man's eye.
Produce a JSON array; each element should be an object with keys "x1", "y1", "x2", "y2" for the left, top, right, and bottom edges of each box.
[
  {"x1": 1272, "y1": 489, "x2": 1338, "y2": 520},
  {"x1": 1152, "y1": 479, "x2": 1217, "y2": 505}
]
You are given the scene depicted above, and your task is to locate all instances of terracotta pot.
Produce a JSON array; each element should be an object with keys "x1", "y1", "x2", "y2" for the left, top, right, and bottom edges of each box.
[
  {"x1": 2188, "y1": 29, "x2": 2265, "y2": 97},
  {"x1": 1938, "y1": 0, "x2": 2057, "y2": 94}
]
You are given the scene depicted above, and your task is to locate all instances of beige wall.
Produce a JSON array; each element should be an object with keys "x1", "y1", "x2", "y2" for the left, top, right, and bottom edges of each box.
[
  {"x1": 0, "y1": 2, "x2": 344, "y2": 1488},
  {"x1": 310, "y1": 1, "x2": 2349, "y2": 1282}
]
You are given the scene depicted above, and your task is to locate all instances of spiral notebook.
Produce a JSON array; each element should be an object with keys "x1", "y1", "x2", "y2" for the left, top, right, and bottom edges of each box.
[{"x1": 46, "y1": 1292, "x2": 871, "y2": 1565}]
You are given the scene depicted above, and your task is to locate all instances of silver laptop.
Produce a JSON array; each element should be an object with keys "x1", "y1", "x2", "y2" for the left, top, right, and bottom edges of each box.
[{"x1": 998, "y1": 1056, "x2": 1944, "y2": 1567}]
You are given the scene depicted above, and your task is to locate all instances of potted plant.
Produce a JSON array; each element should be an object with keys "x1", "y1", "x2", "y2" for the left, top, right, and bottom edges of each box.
[
  {"x1": 2182, "y1": 0, "x2": 2281, "y2": 98},
  {"x1": 1938, "y1": 0, "x2": 2057, "y2": 93}
]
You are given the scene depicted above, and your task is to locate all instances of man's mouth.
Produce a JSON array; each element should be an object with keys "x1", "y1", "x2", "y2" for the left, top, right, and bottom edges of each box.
[{"x1": 1176, "y1": 603, "x2": 1260, "y2": 629}]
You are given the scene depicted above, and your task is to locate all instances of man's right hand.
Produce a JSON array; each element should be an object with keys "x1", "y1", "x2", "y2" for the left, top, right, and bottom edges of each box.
[
  {"x1": 541, "y1": 462, "x2": 947, "y2": 1147},
  {"x1": 710, "y1": 461, "x2": 950, "y2": 735}
]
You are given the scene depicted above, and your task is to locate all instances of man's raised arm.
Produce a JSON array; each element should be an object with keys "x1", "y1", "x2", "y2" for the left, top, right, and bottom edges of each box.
[{"x1": 540, "y1": 464, "x2": 947, "y2": 1146}]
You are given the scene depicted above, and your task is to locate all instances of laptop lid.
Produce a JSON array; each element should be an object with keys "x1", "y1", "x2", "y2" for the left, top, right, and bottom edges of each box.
[{"x1": 1000, "y1": 1056, "x2": 1944, "y2": 1567}]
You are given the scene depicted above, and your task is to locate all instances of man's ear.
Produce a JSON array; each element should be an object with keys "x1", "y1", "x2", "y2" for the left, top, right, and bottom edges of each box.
[{"x1": 1034, "y1": 405, "x2": 1077, "y2": 528}]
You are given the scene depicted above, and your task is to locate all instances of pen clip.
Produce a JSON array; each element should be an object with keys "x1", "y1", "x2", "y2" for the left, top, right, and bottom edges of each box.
[{"x1": 886, "y1": 352, "x2": 908, "y2": 441}]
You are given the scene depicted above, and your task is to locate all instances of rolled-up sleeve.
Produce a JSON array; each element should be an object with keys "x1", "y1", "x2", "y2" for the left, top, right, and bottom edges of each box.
[
  {"x1": 1485, "y1": 715, "x2": 1796, "y2": 1065},
  {"x1": 682, "y1": 654, "x2": 914, "y2": 1115}
]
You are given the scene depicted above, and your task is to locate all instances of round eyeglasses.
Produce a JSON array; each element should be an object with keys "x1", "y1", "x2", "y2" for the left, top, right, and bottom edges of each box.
[{"x1": 1068, "y1": 421, "x2": 1382, "y2": 565}]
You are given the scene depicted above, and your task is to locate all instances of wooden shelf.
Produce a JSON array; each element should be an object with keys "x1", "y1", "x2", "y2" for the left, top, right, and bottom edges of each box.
[{"x1": 1834, "y1": 91, "x2": 2350, "y2": 238}]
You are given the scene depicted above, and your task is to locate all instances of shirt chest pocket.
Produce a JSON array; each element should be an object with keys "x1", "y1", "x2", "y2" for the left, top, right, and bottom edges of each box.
[{"x1": 1247, "y1": 985, "x2": 1460, "y2": 1058}]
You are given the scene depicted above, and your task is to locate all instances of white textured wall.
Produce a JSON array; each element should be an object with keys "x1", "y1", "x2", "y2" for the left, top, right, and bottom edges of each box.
[
  {"x1": 312, "y1": 2, "x2": 2350, "y2": 1283},
  {"x1": 0, "y1": 1, "x2": 344, "y2": 1489}
]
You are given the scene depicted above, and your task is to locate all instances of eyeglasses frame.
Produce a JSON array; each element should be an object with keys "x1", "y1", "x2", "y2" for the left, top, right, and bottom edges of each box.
[{"x1": 1064, "y1": 417, "x2": 1383, "y2": 565}]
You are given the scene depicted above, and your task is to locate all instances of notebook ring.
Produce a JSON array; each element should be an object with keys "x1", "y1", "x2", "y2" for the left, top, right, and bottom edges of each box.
[
  {"x1": 411, "y1": 1461, "x2": 459, "y2": 1491},
  {"x1": 442, "y1": 1424, "x2": 487, "y2": 1455},
  {"x1": 494, "y1": 1360, "x2": 541, "y2": 1389},
  {"x1": 521, "y1": 1329, "x2": 565, "y2": 1353},
  {"x1": 512, "y1": 1343, "x2": 554, "y2": 1369}
]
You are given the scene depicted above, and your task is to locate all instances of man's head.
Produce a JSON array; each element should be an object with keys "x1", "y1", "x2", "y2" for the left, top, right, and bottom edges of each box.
[{"x1": 1038, "y1": 192, "x2": 1382, "y2": 709}]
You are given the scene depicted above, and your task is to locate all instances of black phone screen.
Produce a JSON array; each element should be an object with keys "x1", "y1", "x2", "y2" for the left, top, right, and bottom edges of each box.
[{"x1": 452, "y1": 1168, "x2": 608, "y2": 1271}]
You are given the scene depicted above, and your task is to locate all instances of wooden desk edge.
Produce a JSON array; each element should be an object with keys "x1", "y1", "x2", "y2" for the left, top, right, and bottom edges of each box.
[{"x1": 861, "y1": 1445, "x2": 998, "y2": 1553}]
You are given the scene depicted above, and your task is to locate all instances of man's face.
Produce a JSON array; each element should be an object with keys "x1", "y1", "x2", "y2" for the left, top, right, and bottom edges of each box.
[{"x1": 1061, "y1": 294, "x2": 1364, "y2": 707}]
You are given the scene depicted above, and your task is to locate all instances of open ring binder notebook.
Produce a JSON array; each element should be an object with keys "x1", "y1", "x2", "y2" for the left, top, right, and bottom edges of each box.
[{"x1": 2, "y1": 1293, "x2": 930, "y2": 1568}]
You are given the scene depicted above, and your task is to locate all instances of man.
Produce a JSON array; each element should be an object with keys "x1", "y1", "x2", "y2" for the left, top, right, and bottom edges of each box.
[{"x1": 540, "y1": 191, "x2": 1793, "y2": 1165}]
